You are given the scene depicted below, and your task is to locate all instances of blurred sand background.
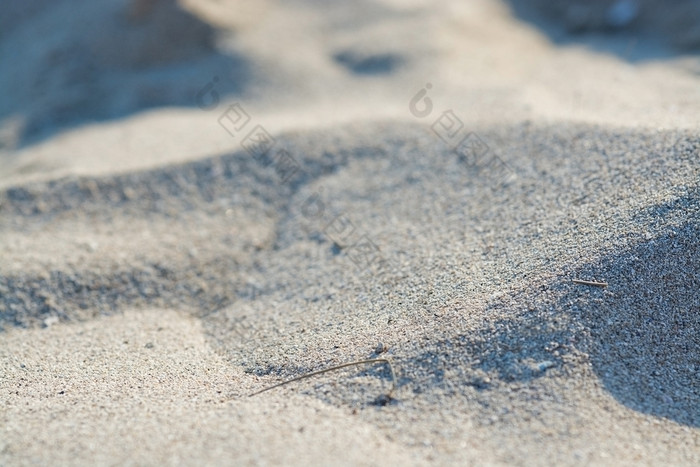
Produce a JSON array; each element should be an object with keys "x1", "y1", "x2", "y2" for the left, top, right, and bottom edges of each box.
[{"x1": 1, "y1": 0, "x2": 699, "y2": 465}]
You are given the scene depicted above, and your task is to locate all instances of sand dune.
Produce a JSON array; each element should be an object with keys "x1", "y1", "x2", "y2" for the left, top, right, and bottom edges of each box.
[{"x1": 1, "y1": 0, "x2": 699, "y2": 465}]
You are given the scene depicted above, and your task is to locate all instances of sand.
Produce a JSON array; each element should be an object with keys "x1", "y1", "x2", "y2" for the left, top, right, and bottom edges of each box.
[{"x1": 1, "y1": 0, "x2": 699, "y2": 465}]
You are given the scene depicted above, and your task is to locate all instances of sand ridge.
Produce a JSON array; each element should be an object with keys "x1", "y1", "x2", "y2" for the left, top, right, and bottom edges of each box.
[{"x1": 2, "y1": 120, "x2": 699, "y2": 464}]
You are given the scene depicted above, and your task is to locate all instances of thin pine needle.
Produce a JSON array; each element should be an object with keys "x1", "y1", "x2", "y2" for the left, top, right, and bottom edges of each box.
[
  {"x1": 248, "y1": 358, "x2": 397, "y2": 398},
  {"x1": 572, "y1": 278, "x2": 608, "y2": 287}
]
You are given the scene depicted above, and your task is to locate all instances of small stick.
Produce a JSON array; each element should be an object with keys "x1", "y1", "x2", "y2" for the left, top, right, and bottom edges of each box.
[
  {"x1": 248, "y1": 358, "x2": 397, "y2": 398},
  {"x1": 572, "y1": 279, "x2": 608, "y2": 288}
]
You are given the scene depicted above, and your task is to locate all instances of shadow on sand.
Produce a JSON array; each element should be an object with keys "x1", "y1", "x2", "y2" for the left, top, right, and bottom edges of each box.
[
  {"x1": 503, "y1": 0, "x2": 700, "y2": 62},
  {"x1": 407, "y1": 186, "x2": 699, "y2": 426},
  {"x1": 0, "y1": 0, "x2": 250, "y2": 149}
]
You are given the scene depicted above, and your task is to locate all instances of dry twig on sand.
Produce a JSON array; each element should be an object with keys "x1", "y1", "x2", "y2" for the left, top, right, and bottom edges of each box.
[
  {"x1": 572, "y1": 279, "x2": 608, "y2": 288},
  {"x1": 248, "y1": 358, "x2": 397, "y2": 404}
]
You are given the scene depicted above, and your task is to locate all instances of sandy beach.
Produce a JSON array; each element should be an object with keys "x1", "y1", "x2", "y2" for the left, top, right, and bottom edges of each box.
[{"x1": 1, "y1": 0, "x2": 699, "y2": 465}]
